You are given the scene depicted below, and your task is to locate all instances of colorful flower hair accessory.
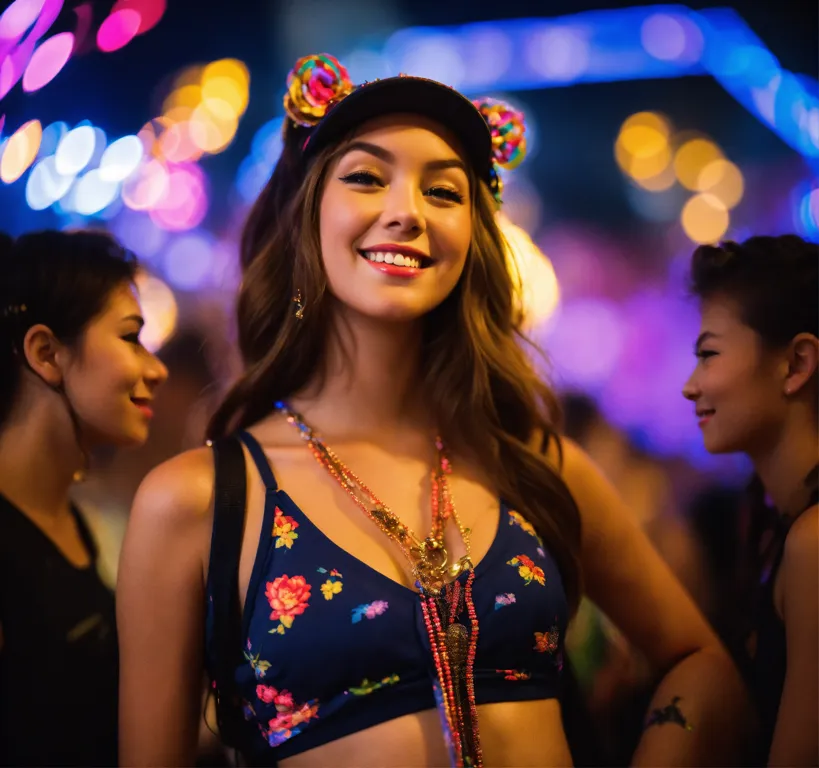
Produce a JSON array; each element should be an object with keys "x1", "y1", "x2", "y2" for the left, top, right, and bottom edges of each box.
[
  {"x1": 284, "y1": 53, "x2": 354, "y2": 127},
  {"x1": 472, "y1": 98, "x2": 527, "y2": 170}
]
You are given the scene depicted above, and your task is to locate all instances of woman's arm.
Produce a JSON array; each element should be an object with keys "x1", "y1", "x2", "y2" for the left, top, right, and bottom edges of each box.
[
  {"x1": 553, "y1": 438, "x2": 754, "y2": 766},
  {"x1": 768, "y1": 505, "x2": 818, "y2": 767},
  {"x1": 117, "y1": 448, "x2": 215, "y2": 767}
]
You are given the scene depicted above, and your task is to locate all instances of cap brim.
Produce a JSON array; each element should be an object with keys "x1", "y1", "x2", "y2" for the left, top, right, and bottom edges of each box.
[{"x1": 303, "y1": 77, "x2": 493, "y2": 184}]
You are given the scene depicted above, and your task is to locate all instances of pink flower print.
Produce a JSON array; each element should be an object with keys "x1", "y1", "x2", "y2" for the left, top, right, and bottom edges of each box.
[
  {"x1": 272, "y1": 506, "x2": 299, "y2": 549},
  {"x1": 274, "y1": 690, "x2": 294, "y2": 712},
  {"x1": 494, "y1": 593, "x2": 517, "y2": 610},
  {"x1": 351, "y1": 600, "x2": 389, "y2": 623},
  {"x1": 365, "y1": 600, "x2": 389, "y2": 618},
  {"x1": 256, "y1": 684, "x2": 277, "y2": 704},
  {"x1": 265, "y1": 574, "x2": 311, "y2": 634}
]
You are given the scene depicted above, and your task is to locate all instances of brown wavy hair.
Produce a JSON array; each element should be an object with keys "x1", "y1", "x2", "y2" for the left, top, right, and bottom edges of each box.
[{"x1": 208, "y1": 121, "x2": 583, "y2": 610}]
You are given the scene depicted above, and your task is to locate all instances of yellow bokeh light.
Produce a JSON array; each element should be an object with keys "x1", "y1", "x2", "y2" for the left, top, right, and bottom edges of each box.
[
  {"x1": 189, "y1": 103, "x2": 238, "y2": 154},
  {"x1": 163, "y1": 84, "x2": 202, "y2": 114},
  {"x1": 616, "y1": 141, "x2": 672, "y2": 180},
  {"x1": 1, "y1": 120, "x2": 42, "y2": 184},
  {"x1": 681, "y1": 193, "x2": 730, "y2": 244},
  {"x1": 615, "y1": 112, "x2": 673, "y2": 183},
  {"x1": 619, "y1": 111, "x2": 671, "y2": 137},
  {"x1": 634, "y1": 163, "x2": 677, "y2": 191},
  {"x1": 619, "y1": 125, "x2": 668, "y2": 157},
  {"x1": 163, "y1": 105, "x2": 195, "y2": 126},
  {"x1": 202, "y1": 76, "x2": 248, "y2": 117},
  {"x1": 202, "y1": 59, "x2": 249, "y2": 89},
  {"x1": 497, "y1": 213, "x2": 560, "y2": 328},
  {"x1": 135, "y1": 271, "x2": 178, "y2": 353},
  {"x1": 173, "y1": 65, "x2": 204, "y2": 90},
  {"x1": 696, "y1": 158, "x2": 744, "y2": 209},
  {"x1": 674, "y1": 138, "x2": 723, "y2": 190}
]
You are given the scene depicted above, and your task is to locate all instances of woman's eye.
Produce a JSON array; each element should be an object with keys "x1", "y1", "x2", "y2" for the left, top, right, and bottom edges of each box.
[
  {"x1": 696, "y1": 349, "x2": 717, "y2": 360},
  {"x1": 123, "y1": 333, "x2": 142, "y2": 346},
  {"x1": 426, "y1": 186, "x2": 464, "y2": 203},
  {"x1": 339, "y1": 171, "x2": 382, "y2": 186}
]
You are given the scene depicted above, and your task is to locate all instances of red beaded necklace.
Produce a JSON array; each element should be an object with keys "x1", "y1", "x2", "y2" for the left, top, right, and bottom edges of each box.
[{"x1": 276, "y1": 402, "x2": 483, "y2": 767}]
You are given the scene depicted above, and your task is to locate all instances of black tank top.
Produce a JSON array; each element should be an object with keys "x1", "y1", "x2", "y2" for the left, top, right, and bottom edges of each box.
[
  {"x1": 0, "y1": 494, "x2": 119, "y2": 766},
  {"x1": 745, "y1": 465, "x2": 819, "y2": 765}
]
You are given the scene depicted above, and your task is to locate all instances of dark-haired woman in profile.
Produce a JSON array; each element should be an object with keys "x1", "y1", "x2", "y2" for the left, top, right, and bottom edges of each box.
[
  {"x1": 683, "y1": 235, "x2": 818, "y2": 766},
  {"x1": 0, "y1": 230, "x2": 167, "y2": 766}
]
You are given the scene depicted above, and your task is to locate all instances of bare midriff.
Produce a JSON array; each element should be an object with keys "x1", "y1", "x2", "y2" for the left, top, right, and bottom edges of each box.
[{"x1": 280, "y1": 698, "x2": 572, "y2": 767}]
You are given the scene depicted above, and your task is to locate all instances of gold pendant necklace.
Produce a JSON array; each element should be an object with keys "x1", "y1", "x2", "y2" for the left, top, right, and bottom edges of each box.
[{"x1": 276, "y1": 402, "x2": 483, "y2": 766}]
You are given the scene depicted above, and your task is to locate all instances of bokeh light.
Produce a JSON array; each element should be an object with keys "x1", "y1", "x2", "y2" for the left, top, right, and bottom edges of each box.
[
  {"x1": 148, "y1": 162, "x2": 207, "y2": 231},
  {"x1": 398, "y1": 36, "x2": 465, "y2": 86},
  {"x1": 73, "y1": 168, "x2": 120, "y2": 215},
  {"x1": 25, "y1": 154, "x2": 73, "y2": 209},
  {"x1": 112, "y1": 0, "x2": 166, "y2": 36},
  {"x1": 640, "y1": 13, "x2": 704, "y2": 65},
  {"x1": 544, "y1": 298, "x2": 625, "y2": 389},
  {"x1": 695, "y1": 158, "x2": 744, "y2": 209},
  {"x1": 134, "y1": 270, "x2": 177, "y2": 352},
  {"x1": 122, "y1": 158, "x2": 169, "y2": 210},
  {"x1": 0, "y1": 119, "x2": 41, "y2": 183},
  {"x1": 673, "y1": 137, "x2": 723, "y2": 190},
  {"x1": 96, "y1": 8, "x2": 140, "y2": 52},
  {"x1": 22, "y1": 30, "x2": 73, "y2": 92},
  {"x1": 0, "y1": 0, "x2": 45, "y2": 42},
  {"x1": 37, "y1": 119, "x2": 67, "y2": 157},
  {"x1": 681, "y1": 193, "x2": 730, "y2": 243},
  {"x1": 525, "y1": 26, "x2": 589, "y2": 82},
  {"x1": 615, "y1": 112, "x2": 673, "y2": 181},
  {"x1": 98, "y1": 135, "x2": 143, "y2": 181},
  {"x1": 163, "y1": 232, "x2": 216, "y2": 290},
  {"x1": 55, "y1": 123, "x2": 97, "y2": 175},
  {"x1": 498, "y1": 213, "x2": 560, "y2": 328}
]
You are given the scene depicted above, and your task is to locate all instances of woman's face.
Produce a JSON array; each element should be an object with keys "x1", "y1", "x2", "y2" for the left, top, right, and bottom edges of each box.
[
  {"x1": 683, "y1": 295, "x2": 789, "y2": 455},
  {"x1": 319, "y1": 113, "x2": 473, "y2": 322},
  {"x1": 61, "y1": 282, "x2": 168, "y2": 447}
]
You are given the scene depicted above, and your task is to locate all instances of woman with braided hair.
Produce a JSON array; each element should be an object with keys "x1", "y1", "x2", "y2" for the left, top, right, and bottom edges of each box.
[
  {"x1": 0, "y1": 230, "x2": 167, "y2": 766},
  {"x1": 683, "y1": 235, "x2": 818, "y2": 766},
  {"x1": 118, "y1": 54, "x2": 751, "y2": 767}
]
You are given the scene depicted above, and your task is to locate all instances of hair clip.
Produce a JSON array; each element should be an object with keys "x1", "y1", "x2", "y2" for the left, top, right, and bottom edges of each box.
[
  {"x1": 284, "y1": 53, "x2": 354, "y2": 127},
  {"x1": 472, "y1": 98, "x2": 527, "y2": 203}
]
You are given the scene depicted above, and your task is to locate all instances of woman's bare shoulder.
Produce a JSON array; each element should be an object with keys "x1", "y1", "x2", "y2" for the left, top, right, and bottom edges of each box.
[{"x1": 130, "y1": 446, "x2": 216, "y2": 529}]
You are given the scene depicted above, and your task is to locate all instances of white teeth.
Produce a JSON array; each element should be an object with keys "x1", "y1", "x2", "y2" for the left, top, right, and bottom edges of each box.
[{"x1": 361, "y1": 251, "x2": 423, "y2": 268}]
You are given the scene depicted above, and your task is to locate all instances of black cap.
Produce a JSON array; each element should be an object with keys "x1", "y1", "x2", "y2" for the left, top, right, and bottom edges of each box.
[{"x1": 301, "y1": 76, "x2": 494, "y2": 186}]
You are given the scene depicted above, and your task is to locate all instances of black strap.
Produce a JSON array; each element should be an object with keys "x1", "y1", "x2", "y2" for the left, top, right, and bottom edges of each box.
[
  {"x1": 207, "y1": 435, "x2": 249, "y2": 751},
  {"x1": 238, "y1": 430, "x2": 279, "y2": 490}
]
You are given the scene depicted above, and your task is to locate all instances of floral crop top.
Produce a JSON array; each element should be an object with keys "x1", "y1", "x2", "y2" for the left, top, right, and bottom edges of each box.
[{"x1": 205, "y1": 431, "x2": 568, "y2": 763}]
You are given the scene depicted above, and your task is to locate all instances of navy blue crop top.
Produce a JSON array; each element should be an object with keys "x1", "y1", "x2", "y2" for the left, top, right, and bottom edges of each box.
[{"x1": 205, "y1": 431, "x2": 568, "y2": 762}]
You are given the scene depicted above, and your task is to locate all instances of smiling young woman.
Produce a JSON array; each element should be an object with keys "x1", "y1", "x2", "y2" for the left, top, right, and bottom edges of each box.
[
  {"x1": 0, "y1": 230, "x2": 167, "y2": 767},
  {"x1": 684, "y1": 235, "x2": 818, "y2": 766},
  {"x1": 118, "y1": 54, "x2": 752, "y2": 767}
]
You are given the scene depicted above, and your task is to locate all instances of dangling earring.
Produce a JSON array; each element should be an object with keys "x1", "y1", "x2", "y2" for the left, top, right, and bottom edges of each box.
[{"x1": 293, "y1": 289, "x2": 305, "y2": 320}]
